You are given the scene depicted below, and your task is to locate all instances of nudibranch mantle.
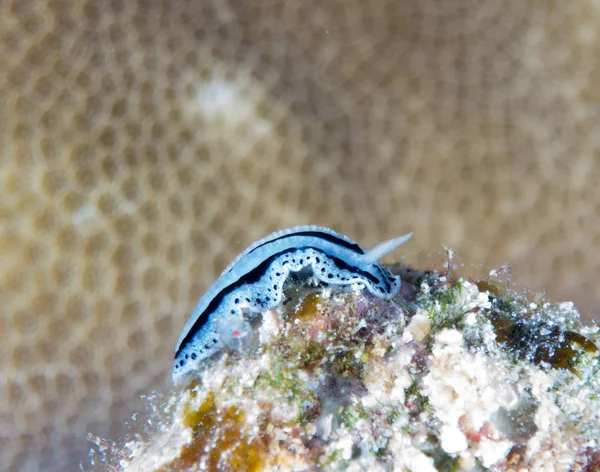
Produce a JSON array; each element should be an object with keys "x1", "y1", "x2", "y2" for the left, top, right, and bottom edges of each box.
[{"x1": 173, "y1": 225, "x2": 412, "y2": 385}]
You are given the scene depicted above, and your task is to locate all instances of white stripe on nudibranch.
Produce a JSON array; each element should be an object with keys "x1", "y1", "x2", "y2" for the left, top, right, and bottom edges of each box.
[{"x1": 173, "y1": 225, "x2": 412, "y2": 385}]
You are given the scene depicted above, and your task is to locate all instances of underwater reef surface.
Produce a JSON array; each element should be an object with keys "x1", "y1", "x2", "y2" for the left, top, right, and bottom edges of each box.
[
  {"x1": 88, "y1": 264, "x2": 600, "y2": 471},
  {"x1": 6, "y1": 2, "x2": 600, "y2": 469}
]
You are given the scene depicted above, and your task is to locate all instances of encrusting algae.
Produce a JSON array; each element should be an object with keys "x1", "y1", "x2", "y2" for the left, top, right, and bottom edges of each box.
[
  {"x1": 88, "y1": 262, "x2": 600, "y2": 471},
  {"x1": 161, "y1": 393, "x2": 265, "y2": 472}
]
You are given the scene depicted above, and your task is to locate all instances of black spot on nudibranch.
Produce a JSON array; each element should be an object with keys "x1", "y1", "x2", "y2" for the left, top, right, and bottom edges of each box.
[{"x1": 191, "y1": 353, "x2": 197, "y2": 360}]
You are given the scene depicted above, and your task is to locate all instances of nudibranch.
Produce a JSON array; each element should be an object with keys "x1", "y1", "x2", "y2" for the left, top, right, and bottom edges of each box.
[{"x1": 173, "y1": 225, "x2": 412, "y2": 385}]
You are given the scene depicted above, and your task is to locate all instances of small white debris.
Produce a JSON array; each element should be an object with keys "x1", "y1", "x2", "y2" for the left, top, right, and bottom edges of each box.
[
  {"x1": 407, "y1": 452, "x2": 438, "y2": 472},
  {"x1": 352, "y1": 319, "x2": 368, "y2": 334},
  {"x1": 390, "y1": 375, "x2": 411, "y2": 402},
  {"x1": 337, "y1": 435, "x2": 354, "y2": 460},
  {"x1": 259, "y1": 309, "x2": 280, "y2": 342},
  {"x1": 440, "y1": 425, "x2": 468, "y2": 453},
  {"x1": 477, "y1": 438, "x2": 513, "y2": 468},
  {"x1": 305, "y1": 423, "x2": 317, "y2": 437},
  {"x1": 317, "y1": 413, "x2": 333, "y2": 440},
  {"x1": 495, "y1": 386, "x2": 519, "y2": 410},
  {"x1": 404, "y1": 312, "x2": 431, "y2": 342},
  {"x1": 436, "y1": 328, "x2": 463, "y2": 345}
]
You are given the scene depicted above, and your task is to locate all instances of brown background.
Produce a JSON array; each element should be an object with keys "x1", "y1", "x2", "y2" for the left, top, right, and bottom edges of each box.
[{"x1": 2, "y1": 1, "x2": 600, "y2": 470}]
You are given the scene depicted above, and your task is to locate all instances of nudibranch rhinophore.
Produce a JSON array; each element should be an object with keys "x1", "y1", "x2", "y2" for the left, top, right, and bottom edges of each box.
[{"x1": 173, "y1": 225, "x2": 412, "y2": 385}]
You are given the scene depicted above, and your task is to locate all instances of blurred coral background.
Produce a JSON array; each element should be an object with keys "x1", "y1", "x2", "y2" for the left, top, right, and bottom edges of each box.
[{"x1": 2, "y1": 1, "x2": 600, "y2": 470}]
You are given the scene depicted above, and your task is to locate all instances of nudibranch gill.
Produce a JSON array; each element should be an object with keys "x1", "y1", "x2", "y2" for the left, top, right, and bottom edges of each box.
[{"x1": 173, "y1": 225, "x2": 412, "y2": 385}]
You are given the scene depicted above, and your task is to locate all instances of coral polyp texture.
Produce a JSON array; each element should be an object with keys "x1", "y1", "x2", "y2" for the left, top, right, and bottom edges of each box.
[{"x1": 89, "y1": 266, "x2": 600, "y2": 471}]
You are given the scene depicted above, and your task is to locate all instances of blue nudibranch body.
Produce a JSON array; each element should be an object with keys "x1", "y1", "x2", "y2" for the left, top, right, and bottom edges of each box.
[{"x1": 173, "y1": 225, "x2": 412, "y2": 385}]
